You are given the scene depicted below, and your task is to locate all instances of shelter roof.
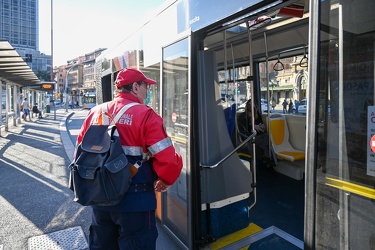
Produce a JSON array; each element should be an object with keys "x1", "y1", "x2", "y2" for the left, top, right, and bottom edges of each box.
[{"x1": 0, "y1": 40, "x2": 41, "y2": 86}]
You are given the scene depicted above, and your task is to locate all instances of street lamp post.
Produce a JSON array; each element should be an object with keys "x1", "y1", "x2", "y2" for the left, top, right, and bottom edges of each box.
[
  {"x1": 269, "y1": 79, "x2": 278, "y2": 105},
  {"x1": 64, "y1": 65, "x2": 79, "y2": 112}
]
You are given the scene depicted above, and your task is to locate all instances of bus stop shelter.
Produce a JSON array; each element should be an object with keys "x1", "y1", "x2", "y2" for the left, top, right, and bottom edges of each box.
[{"x1": 0, "y1": 40, "x2": 42, "y2": 134}]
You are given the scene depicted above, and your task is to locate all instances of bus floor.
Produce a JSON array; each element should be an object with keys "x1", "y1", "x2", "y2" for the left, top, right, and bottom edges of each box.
[
  {"x1": 206, "y1": 159, "x2": 305, "y2": 250},
  {"x1": 247, "y1": 160, "x2": 305, "y2": 249}
]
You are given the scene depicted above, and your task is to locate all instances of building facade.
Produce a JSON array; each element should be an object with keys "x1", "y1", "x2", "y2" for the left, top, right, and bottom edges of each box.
[
  {"x1": 0, "y1": 0, "x2": 51, "y2": 78},
  {"x1": 54, "y1": 48, "x2": 106, "y2": 104},
  {"x1": 259, "y1": 54, "x2": 308, "y2": 106}
]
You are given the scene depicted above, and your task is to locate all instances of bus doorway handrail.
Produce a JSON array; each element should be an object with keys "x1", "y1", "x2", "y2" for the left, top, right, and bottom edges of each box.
[{"x1": 200, "y1": 131, "x2": 256, "y2": 169}]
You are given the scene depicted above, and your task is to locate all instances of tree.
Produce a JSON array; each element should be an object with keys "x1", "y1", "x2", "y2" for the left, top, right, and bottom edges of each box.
[{"x1": 36, "y1": 70, "x2": 51, "y2": 81}]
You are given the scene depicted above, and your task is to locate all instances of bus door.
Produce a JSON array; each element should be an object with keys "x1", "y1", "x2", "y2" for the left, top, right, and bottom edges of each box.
[
  {"x1": 193, "y1": 21, "x2": 261, "y2": 248},
  {"x1": 306, "y1": 0, "x2": 375, "y2": 248},
  {"x1": 193, "y1": 6, "x2": 309, "y2": 249},
  {"x1": 160, "y1": 34, "x2": 256, "y2": 249}
]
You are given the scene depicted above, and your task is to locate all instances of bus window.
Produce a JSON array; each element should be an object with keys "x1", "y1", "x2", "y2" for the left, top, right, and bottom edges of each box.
[{"x1": 259, "y1": 56, "x2": 308, "y2": 111}]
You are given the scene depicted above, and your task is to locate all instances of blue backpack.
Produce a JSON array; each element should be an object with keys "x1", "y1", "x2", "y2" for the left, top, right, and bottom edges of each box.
[{"x1": 69, "y1": 102, "x2": 139, "y2": 206}]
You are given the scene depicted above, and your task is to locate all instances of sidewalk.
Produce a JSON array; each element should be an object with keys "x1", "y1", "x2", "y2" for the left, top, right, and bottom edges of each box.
[{"x1": 0, "y1": 109, "x2": 91, "y2": 249}]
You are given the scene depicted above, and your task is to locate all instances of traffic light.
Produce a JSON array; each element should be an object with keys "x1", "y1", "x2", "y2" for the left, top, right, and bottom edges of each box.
[{"x1": 25, "y1": 54, "x2": 32, "y2": 62}]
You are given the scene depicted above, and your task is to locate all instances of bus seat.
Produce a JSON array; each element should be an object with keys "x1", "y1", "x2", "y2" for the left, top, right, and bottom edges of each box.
[
  {"x1": 233, "y1": 108, "x2": 253, "y2": 159},
  {"x1": 237, "y1": 152, "x2": 252, "y2": 160},
  {"x1": 269, "y1": 114, "x2": 305, "y2": 162},
  {"x1": 223, "y1": 103, "x2": 237, "y2": 136}
]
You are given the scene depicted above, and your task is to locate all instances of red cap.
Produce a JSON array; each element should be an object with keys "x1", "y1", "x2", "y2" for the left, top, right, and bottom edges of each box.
[{"x1": 115, "y1": 68, "x2": 156, "y2": 87}]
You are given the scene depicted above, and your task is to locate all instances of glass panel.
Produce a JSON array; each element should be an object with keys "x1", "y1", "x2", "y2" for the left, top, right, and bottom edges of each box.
[
  {"x1": 9, "y1": 86, "x2": 14, "y2": 112},
  {"x1": 1, "y1": 84, "x2": 5, "y2": 124},
  {"x1": 217, "y1": 55, "x2": 309, "y2": 115},
  {"x1": 316, "y1": 0, "x2": 375, "y2": 249},
  {"x1": 162, "y1": 38, "x2": 189, "y2": 245},
  {"x1": 139, "y1": 61, "x2": 160, "y2": 115},
  {"x1": 218, "y1": 65, "x2": 250, "y2": 107},
  {"x1": 259, "y1": 56, "x2": 308, "y2": 115}
]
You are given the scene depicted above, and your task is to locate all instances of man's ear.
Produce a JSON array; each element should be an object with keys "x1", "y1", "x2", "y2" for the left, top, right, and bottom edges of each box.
[{"x1": 132, "y1": 82, "x2": 138, "y2": 92}]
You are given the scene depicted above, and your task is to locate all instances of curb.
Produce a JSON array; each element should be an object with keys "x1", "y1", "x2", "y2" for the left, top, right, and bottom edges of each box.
[{"x1": 59, "y1": 112, "x2": 75, "y2": 163}]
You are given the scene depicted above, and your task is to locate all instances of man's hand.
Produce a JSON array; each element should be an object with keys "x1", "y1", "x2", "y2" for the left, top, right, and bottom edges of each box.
[
  {"x1": 254, "y1": 123, "x2": 265, "y2": 133},
  {"x1": 154, "y1": 179, "x2": 170, "y2": 192}
]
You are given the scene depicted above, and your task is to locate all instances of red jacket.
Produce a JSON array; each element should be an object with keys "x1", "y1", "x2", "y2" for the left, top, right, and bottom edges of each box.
[{"x1": 76, "y1": 92, "x2": 183, "y2": 186}]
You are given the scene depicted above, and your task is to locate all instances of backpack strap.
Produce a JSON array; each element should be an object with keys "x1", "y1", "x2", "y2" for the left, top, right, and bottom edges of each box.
[
  {"x1": 100, "y1": 103, "x2": 110, "y2": 125},
  {"x1": 100, "y1": 102, "x2": 139, "y2": 125},
  {"x1": 112, "y1": 102, "x2": 149, "y2": 171}
]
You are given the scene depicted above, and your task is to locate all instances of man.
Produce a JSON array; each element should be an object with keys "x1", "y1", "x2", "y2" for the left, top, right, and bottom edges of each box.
[
  {"x1": 282, "y1": 99, "x2": 287, "y2": 114},
  {"x1": 75, "y1": 68, "x2": 183, "y2": 249},
  {"x1": 32, "y1": 103, "x2": 42, "y2": 118},
  {"x1": 237, "y1": 99, "x2": 275, "y2": 166},
  {"x1": 22, "y1": 98, "x2": 31, "y2": 121},
  {"x1": 288, "y1": 99, "x2": 294, "y2": 113}
]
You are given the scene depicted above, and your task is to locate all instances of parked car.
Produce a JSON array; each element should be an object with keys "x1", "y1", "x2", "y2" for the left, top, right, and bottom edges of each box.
[
  {"x1": 295, "y1": 99, "x2": 332, "y2": 115},
  {"x1": 238, "y1": 99, "x2": 272, "y2": 113},
  {"x1": 54, "y1": 100, "x2": 61, "y2": 106},
  {"x1": 297, "y1": 99, "x2": 307, "y2": 114},
  {"x1": 50, "y1": 100, "x2": 62, "y2": 107},
  {"x1": 260, "y1": 99, "x2": 273, "y2": 113}
]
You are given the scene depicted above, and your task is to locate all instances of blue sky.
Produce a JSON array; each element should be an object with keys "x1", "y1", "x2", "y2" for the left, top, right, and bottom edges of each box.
[{"x1": 39, "y1": 0, "x2": 166, "y2": 66}]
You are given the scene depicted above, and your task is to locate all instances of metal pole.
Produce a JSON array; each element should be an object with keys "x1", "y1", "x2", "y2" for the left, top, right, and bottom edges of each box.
[
  {"x1": 65, "y1": 63, "x2": 82, "y2": 112},
  {"x1": 264, "y1": 31, "x2": 272, "y2": 159},
  {"x1": 245, "y1": 21, "x2": 257, "y2": 212},
  {"x1": 338, "y1": 5, "x2": 349, "y2": 249},
  {"x1": 304, "y1": 0, "x2": 319, "y2": 247},
  {"x1": 50, "y1": 0, "x2": 54, "y2": 82},
  {"x1": 224, "y1": 30, "x2": 229, "y2": 107},
  {"x1": 51, "y1": 0, "x2": 56, "y2": 120},
  {"x1": 65, "y1": 67, "x2": 72, "y2": 112}
]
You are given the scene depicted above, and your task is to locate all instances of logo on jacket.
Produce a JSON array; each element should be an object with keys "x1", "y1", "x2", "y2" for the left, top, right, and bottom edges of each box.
[{"x1": 118, "y1": 113, "x2": 133, "y2": 125}]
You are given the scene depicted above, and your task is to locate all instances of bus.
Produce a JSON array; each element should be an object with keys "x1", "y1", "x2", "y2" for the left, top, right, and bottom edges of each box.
[
  {"x1": 94, "y1": 0, "x2": 375, "y2": 249},
  {"x1": 82, "y1": 92, "x2": 96, "y2": 109}
]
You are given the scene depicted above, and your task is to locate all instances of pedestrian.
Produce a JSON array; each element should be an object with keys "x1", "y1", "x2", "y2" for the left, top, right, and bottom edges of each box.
[
  {"x1": 74, "y1": 68, "x2": 183, "y2": 250},
  {"x1": 282, "y1": 99, "x2": 287, "y2": 114},
  {"x1": 21, "y1": 98, "x2": 31, "y2": 121},
  {"x1": 271, "y1": 99, "x2": 276, "y2": 110},
  {"x1": 32, "y1": 103, "x2": 42, "y2": 118},
  {"x1": 288, "y1": 99, "x2": 294, "y2": 113}
]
